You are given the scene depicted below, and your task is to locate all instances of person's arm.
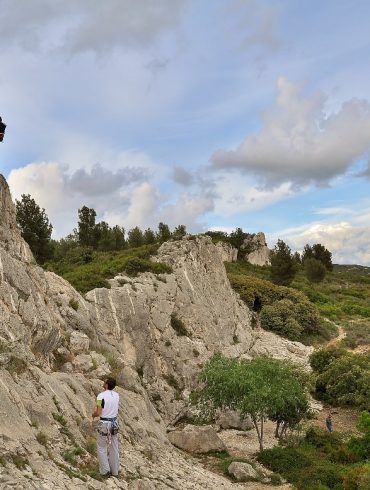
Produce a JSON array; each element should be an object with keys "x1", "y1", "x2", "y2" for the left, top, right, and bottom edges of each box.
[{"x1": 92, "y1": 398, "x2": 103, "y2": 418}]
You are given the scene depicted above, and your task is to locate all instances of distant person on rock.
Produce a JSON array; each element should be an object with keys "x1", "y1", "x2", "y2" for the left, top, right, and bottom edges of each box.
[
  {"x1": 92, "y1": 377, "x2": 120, "y2": 477},
  {"x1": 0, "y1": 117, "x2": 6, "y2": 142},
  {"x1": 325, "y1": 411, "x2": 333, "y2": 433}
]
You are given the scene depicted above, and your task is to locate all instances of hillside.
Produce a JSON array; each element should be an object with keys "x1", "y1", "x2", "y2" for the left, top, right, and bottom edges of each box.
[{"x1": 0, "y1": 174, "x2": 313, "y2": 489}]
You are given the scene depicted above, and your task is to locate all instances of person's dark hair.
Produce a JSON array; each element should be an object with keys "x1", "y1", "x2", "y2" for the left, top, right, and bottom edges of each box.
[{"x1": 105, "y1": 377, "x2": 116, "y2": 390}]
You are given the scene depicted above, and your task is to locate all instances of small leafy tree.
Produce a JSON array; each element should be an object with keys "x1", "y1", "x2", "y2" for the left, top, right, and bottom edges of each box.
[
  {"x1": 305, "y1": 257, "x2": 327, "y2": 283},
  {"x1": 15, "y1": 194, "x2": 53, "y2": 263},
  {"x1": 270, "y1": 239, "x2": 297, "y2": 286},
  {"x1": 193, "y1": 354, "x2": 310, "y2": 451}
]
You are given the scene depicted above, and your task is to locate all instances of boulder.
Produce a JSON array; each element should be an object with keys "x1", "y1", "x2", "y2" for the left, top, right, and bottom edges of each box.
[
  {"x1": 243, "y1": 232, "x2": 270, "y2": 266},
  {"x1": 216, "y1": 409, "x2": 253, "y2": 431},
  {"x1": 228, "y1": 462, "x2": 258, "y2": 481},
  {"x1": 168, "y1": 425, "x2": 226, "y2": 454}
]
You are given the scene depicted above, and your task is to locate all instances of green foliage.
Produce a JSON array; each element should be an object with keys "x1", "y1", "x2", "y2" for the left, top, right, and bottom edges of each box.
[
  {"x1": 173, "y1": 224, "x2": 187, "y2": 240},
  {"x1": 77, "y1": 206, "x2": 96, "y2": 247},
  {"x1": 343, "y1": 464, "x2": 370, "y2": 490},
  {"x1": 170, "y1": 314, "x2": 189, "y2": 336},
  {"x1": 143, "y1": 227, "x2": 156, "y2": 245},
  {"x1": 258, "y1": 414, "x2": 370, "y2": 490},
  {"x1": 347, "y1": 411, "x2": 370, "y2": 460},
  {"x1": 16, "y1": 194, "x2": 53, "y2": 263},
  {"x1": 128, "y1": 226, "x2": 144, "y2": 248},
  {"x1": 12, "y1": 454, "x2": 29, "y2": 469},
  {"x1": 303, "y1": 244, "x2": 333, "y2": 272},
  {"x1": 68, "y1": 298, "x2": 79, "y2": 311},
  {"x1": 124, "y1": 256, "x2": 172, "y2": 276},
  {"x1": 46, "y1": 244, "x2": 171, "y2": 293},
  {"x1": 310, "y1": 346, "x2": 347, "y2": 374},
  {"x1": 270, "y1": 239, "x2": 297, "y2": 286},
  {"x1": 305, "y1": 258, "x2": 327, "y2": 283},
  {"x1": 311, "y1": 348, "x2": 370, "y2": 408},
  {"x1": 193, "y1": 354, "x2": 310, "y2": 451},
  {"x1": 260, "y1": 300, "x2": 303, "y2": 340},
  {"x1": 227, "y1": 271, "x2": 323, "y2": 342},
  {"x1": 36, "y1": 431, "x2": 48, "y2": 446},
  {"x1": 157, "y1": 222, "x2": 171, "y2": 243}
]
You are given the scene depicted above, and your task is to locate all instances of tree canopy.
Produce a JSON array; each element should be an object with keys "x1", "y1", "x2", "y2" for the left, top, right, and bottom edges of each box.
[
  {"x1": 270, "y1": 239, "x2": 297, "y2": 286},
  {"x1": 15, "y1": 194, "x2": 53, "y2": 263},
  {"x1": 192, "y1": 353, "x2": 310, "y2": 451}
]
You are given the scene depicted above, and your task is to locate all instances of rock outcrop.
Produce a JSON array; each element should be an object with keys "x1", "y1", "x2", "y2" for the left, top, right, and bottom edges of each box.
[
  {"x1": 0, "y1": 174, "x2": 311, "y2": 488},
  {"x1": 243, "y1": 232, "x2": 270, "y2": 266}
]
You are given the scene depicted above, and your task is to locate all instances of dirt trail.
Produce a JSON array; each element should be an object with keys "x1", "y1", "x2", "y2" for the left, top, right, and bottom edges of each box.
[{"x1": 326, "y1": 319, "x2": 346, "y2": 347}]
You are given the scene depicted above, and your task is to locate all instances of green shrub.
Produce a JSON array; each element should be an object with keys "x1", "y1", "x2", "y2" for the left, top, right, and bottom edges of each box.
[
  {"x1": 258, "y1": 446, "x2": 311, "y2": 473},
  {"x1": 227, "y1": 273, "x2": 322, "y2": 342},
  {"x1": 68, "y1": 298, "x2": 79, "y2": 311},
  {"x1": 36, "y1": 431, "x2": 48, "y2": 446},
  {"x1": 310, "y1": 346, "x2": 347, "y2": 374},
  {"x1": 124, "y1": 257, "x2": 172, "y2": 276},
  {"x1": 305, "y1": 258, "x2": 327, "y2": 283},
  {"x1": 260, "y1": 300, "x2": 303, "y2": 340},
  {"x1": 315, "y1": 352, "x2": 370, "y2": 407},
  {"x1": 12, "y1": 454, "x2": 29, "y2": 469},
  {"x1": 170, "y1": 314, "x2": 189, "y2": 336},
  {"x1": 343, "y1": 463, "x2": 370, "y2": 490}
]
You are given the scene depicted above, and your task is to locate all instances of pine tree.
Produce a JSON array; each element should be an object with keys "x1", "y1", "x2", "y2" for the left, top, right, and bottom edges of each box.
[
  {"x1": 270, "y1": 239, "x2": 297, "y2": 286},
  {"x1": 77, "y1": 206, "x2": 96, "y2": 247},
  {"x1": 15, "y1": 194, "x2": 53, "y2": 263}
]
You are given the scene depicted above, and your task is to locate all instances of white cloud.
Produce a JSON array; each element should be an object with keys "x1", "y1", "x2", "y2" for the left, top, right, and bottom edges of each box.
[
  {"x1": 211, "y1": 173, "x2": 297, "y2": 217},
  {"x1": 7, "y1": 161, "x2": 150, "y2": 237},
  {"x1": 6, "y1": 160, "x2": 214, "y2": 237},
  {"x1": 0, "y1": 0, "x2": 187, "y2": 54},
  {"x1": 268, "y1": 218, "x2": 370, "y2": 266},
  {"x1": 212, "y1": 77, "x2": 370, "y2": 187}
]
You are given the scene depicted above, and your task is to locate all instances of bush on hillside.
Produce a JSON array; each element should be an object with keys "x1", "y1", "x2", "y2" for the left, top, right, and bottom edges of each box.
[
  {"x1": 260, "y1": 300, "x2": 303, "y2": 340},
  {"x1": 124, "y1": 257, "x2": 172, "y2": 276},
  {"x1": 310, "y1": 346, "x2": 347, "y2": 374},
  {"x1": 305, "y1": 258, "x2": 327, "y2": 283},
  {"x1": 314, "y1": 352, "x2": 370, "y2": 408},
  {"x1": 228, "y1": 273, "x2": 322, "y2": 341}
]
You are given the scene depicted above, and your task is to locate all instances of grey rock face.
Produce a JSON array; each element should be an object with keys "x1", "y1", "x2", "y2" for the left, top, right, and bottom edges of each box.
[
  {"x1": 216, "y1": 409, "x2": 254, "y2": 431},
  {"x1": 168, "y1": 425, "x2": 226, "y2": 454},
  {"x1": 0, "y1": 174, "x2": 312, "y2": 489},
  {"x1": 243, "y1": 232, "x2": 271, "y2": 266}
]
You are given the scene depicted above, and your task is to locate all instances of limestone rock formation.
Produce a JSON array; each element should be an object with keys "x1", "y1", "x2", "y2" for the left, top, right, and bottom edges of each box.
[
  {"x1": 167, "y1": 425, "x2": 226, "y2": 454},
  {"x1": 243, "y1": 232, "x2": 270, "y2": 266},
  {"x1": 0, "y1": 174, "x2": 312, "y2": 488},
  {"x1": 228, "y1": 462, "x2": 259, "y2": 481}
]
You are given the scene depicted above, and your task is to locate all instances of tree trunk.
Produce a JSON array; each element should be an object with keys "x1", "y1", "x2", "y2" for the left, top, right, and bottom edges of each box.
[{"x1": 253, "y1": 418, "x2": 264, "y2": 452}]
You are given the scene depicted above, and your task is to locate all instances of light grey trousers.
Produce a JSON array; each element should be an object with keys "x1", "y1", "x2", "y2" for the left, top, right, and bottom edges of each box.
[{"x1": 97, "y1": 432, "x2": 119, "y2": 476}]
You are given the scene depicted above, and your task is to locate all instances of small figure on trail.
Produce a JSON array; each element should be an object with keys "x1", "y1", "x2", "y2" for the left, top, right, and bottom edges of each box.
[
  {"x1": 325, "y1": 411, "x2": 333, "y2": 433},
  {"x1": 92, "y1": 377, "x2": 120, "y2": 477},
  {"x1": 0, "y1": 117, "x2": 6, "y2": 142}
]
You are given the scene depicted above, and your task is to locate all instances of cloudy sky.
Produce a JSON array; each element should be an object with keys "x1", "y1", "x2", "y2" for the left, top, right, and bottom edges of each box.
[{"x1": 1, "y1": 0, "x2": 370, "y2": 264}]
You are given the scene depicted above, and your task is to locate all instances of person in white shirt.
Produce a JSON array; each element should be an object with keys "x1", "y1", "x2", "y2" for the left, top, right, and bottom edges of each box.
[{"x1": 92, "y1": 377, "x2": 120, "y2": 477}]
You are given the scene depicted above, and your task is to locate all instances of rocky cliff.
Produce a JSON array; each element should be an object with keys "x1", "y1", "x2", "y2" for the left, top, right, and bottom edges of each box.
[{"x1": 0, "y1": 175, "x2": 311, "y2": 489}]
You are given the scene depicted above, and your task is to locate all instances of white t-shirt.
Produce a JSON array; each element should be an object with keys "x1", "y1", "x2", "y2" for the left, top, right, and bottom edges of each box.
[{"x1": 96, "y1": 390, "x2": 119, "y2": 418}]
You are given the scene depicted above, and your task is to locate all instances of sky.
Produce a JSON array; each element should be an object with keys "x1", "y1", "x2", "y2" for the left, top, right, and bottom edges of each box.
[{"x1": 1, "y1": 0, "x2": 370, "y2": 264}]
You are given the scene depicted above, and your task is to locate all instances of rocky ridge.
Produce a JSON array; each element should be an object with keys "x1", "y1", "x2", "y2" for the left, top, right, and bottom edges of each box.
[{"x1": 0, "y1": 175, "x2": 311, "y2": 489}]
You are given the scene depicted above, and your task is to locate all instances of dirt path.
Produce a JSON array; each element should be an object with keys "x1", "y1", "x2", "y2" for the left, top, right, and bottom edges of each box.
[{"x1": 326, "y1": 319, "x2": 346, "y2": 347}]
